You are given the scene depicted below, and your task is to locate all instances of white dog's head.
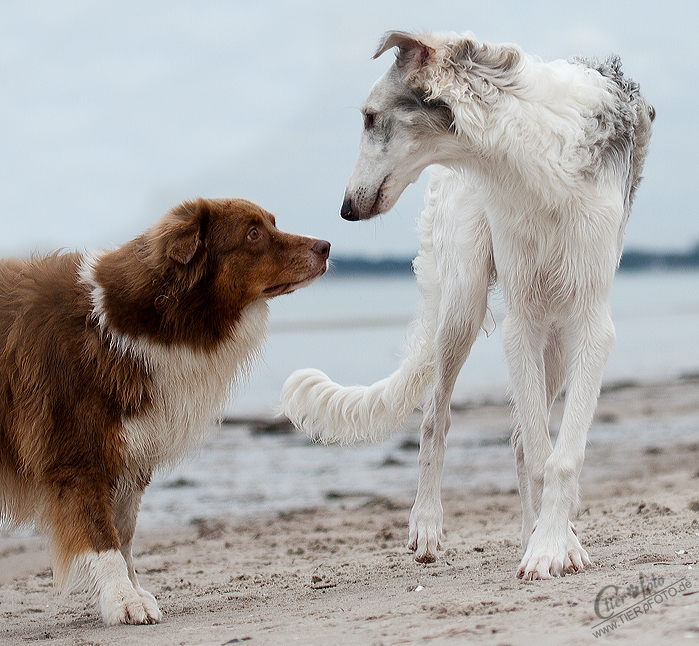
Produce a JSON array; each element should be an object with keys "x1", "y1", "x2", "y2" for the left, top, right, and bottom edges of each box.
[
  {"x1": 341, "y1": 31, "x2": 522, "y2": 221},
  {"x1": 341, "y1": 32, "x2": 454, "y2": 221}
]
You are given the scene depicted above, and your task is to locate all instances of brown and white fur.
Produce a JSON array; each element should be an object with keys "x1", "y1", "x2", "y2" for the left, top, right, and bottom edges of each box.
[
  {"x1": 0, "y1": 197, "x2": 329, "y2": 624},
  {"x1": 282, "y1": 32, "x2": 653, "y2": 580}
]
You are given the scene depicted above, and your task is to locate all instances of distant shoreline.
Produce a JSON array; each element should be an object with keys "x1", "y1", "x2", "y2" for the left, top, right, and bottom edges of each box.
[{"x1": 328, "y1": 245, "x2": 699, "y2": 276}]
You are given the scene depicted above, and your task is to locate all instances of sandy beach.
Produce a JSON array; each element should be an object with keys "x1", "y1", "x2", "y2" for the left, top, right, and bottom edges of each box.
[{"x1": 1, "y1": 377, "x2": 698, "y2": 645}]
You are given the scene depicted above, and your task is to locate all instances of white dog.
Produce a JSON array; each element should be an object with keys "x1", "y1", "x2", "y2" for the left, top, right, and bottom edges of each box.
[{"x1": 282, "y1": 31, "x2": 653, "y2": 580}]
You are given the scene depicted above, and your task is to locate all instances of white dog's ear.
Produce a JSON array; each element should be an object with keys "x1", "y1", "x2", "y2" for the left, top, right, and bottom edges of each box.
[{"x1": 374, "y1": 31, "x2": 434, "y2": 69}]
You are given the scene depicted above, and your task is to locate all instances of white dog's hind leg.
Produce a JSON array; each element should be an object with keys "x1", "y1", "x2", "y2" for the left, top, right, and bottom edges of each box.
[{"x1": 517, "y1": 305, "x2": 613, "y2": 579}]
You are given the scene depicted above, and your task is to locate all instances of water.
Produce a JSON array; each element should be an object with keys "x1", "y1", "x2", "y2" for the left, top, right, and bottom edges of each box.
[
  {"x1": 137, "y1": 269, "x2": 699, "y2": 528},
  {"x1": 230, "y1": 269, "x2": 699, "y2": 417}
]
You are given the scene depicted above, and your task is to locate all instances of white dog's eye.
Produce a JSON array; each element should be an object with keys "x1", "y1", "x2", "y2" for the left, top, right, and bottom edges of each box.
[{"x1": 363, "y1": 112, "x2": 376, "y2": 130}]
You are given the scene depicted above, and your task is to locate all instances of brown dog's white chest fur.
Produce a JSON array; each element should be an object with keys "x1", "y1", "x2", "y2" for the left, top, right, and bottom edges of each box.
[{"x1": 81, "y1": 253, "x2": 269, "y2": 470}]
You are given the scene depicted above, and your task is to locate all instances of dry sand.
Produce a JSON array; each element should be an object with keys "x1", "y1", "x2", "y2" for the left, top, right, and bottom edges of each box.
[{"x1": 1, "y1": 378, "x2": 699, "y2": 645}]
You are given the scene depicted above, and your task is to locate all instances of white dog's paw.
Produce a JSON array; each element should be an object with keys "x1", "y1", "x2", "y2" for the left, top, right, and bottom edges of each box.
[
  {"x1": 517, "y1": 521, "x2": 590, "y2": 580},
  {"x1": 100, "y1": 581, "x2": 162, "y2": 625},
  {"x1": 517, "y1": 523, "x2": 566, "y2": 580},
  {"x1": 517, "y1": 552, "x2": 559, "y2": 580},
  {"x1": 408, "y1": 505, "x2": 443, "y2": 563},
  {"x1": 564, "y1": 522, "x2": 591, "y2": 574}
]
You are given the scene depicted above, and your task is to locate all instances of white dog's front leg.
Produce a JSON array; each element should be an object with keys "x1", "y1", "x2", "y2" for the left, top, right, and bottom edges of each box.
[
  {"x1": 566, "y1": 521, "x2": 592, "y2": 572},
  {"x1": 513, "y1": 327, "x2": 569, "y2": 551},
  {"x1": 502, "y1": 312, "x2": 552, "y2": 557},
  {"x1": 409, "y1": 399, "x2": 446, "y2": 562},
  {"x1": 517, "y1": 412, "x2": 592, "y2": 579},
  {"x1": 517, "y1": 308, "x2": 614, "y2": 579},
  {"x1": 517, "y1": 479, "x2": 591, "y2": 579}
]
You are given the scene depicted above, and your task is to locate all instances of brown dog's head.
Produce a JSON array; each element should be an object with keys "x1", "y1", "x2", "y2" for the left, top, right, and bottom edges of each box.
[
  {"x1": 158, "y1": 198, "x2": 329, "y2": 303},
  {"x1": 94, "y1": 198, "x2": 329, "y2": 348}
]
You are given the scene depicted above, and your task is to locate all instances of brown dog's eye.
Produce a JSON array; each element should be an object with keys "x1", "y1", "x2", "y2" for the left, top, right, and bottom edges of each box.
[{"x1": 247, "y1": 227, "x2": 261, "y2": 242}]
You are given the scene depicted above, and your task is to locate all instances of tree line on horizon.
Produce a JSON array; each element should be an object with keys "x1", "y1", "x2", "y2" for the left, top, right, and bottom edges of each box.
[{"x1": 328, "y1": 243, "x2": 699, "y2": 276}]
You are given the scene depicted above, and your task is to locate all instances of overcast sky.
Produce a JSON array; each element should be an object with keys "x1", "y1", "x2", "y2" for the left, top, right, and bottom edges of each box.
[{"x1": 0, "y1": 0, "x2": 696, "y2": 258}]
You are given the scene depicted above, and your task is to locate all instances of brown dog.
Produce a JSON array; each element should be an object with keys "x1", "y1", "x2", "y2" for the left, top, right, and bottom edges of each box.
[{"x1": 0, "y1": 198, "x2": 329, "y2": 624}]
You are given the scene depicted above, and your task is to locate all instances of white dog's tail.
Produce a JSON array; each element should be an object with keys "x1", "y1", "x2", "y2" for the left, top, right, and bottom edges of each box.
[
  {"x1": 280, "y1": 333, "x2": 433, "y2": 444},
  {"x1": 281, "y1": 207, "x2": 442, "y2": 444}
]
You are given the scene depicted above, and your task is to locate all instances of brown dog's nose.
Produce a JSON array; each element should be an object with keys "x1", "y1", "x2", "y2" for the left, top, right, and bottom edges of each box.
[{"x1": 312, "y1": 239, "x2": 330, "y2": 260}]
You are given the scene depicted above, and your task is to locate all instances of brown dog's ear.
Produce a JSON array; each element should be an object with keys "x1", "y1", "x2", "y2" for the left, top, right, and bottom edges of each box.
[
  {"x1": 165, "y1": 200, "x2": 209, "y2": 265},
  {"x1": 374, "y1": 31, "x2": 435, "y2": 69}
]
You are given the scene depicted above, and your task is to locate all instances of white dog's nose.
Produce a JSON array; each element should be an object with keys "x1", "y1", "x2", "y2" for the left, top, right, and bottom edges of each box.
[{"x1": 340, "y1": 193, "x2": 358, "y2": 221}]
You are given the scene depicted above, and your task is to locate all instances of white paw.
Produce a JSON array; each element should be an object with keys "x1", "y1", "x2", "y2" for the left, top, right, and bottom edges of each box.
[
  {"x1": 408, "y1": 504, "x2": 442, "y2": 563},
  {"x1": 564, "y1": 522, "x2": 591, "y2": 573},
  {"x1": 100, "y1": 581, "x2": 162, "y2": 625},
  {"x1": 517, "y1": 521, "x2": 590, "y2": 580},
  {"x1": 518, "y1": 548, "x2": 561, "y2": 580}
]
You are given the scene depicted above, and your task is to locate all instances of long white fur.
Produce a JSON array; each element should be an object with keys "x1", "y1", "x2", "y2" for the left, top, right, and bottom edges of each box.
[{"x1": 281, "y1": 31, "x2": 653, "y2": 579}]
